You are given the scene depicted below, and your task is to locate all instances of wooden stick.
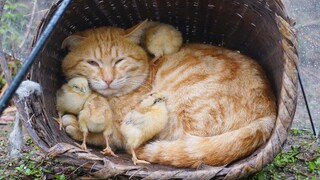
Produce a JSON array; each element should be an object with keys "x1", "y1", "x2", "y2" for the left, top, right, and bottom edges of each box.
[
  {"x1": 298, "y1": 70, "x2": 317, "y2": 137},
  {"x1": 19, "y1": 0, "x2": 37, "y2": 48}
]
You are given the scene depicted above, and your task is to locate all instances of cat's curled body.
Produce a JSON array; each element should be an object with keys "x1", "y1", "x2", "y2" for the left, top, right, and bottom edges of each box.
[{"x1": 61, "y1": 22, "x2": 276, "y2": 168}]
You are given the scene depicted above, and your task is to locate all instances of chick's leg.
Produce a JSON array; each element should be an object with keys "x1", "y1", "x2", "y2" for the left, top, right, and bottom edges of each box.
[
  {"x1": 80, "y1": 131, "x2": 88, "y2": 150},
  {"x1": 100, "y1": 135, "x2": 117, "y2": 157},
  {"x1": 78, "y1": 112, "x2": 93, "y2": 151},
  {"x1": 131, "y1": 147, "x2": 150, "y2": 165},
  {"x1": 53, "y1": 112, "x2": 63, "y2": 130}
]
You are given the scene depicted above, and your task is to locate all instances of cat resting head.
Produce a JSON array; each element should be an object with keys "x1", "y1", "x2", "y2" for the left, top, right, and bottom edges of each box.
[{"x1": 61, "y1": 21, "x2": 149, "y2": 97}]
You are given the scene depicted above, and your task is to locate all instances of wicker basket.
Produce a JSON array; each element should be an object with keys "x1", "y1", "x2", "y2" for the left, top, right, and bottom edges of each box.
[{"x1": 15, "y1": 0, "x2": 298, "y2": 179}]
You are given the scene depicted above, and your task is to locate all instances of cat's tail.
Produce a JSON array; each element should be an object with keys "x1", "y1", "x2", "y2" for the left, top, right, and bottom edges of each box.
[{"x1": 136, "y1": 115, "x2": 275, "y2": 168}]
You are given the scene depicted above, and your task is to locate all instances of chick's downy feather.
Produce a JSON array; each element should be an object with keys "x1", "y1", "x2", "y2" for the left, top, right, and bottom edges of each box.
[
  {"x1": 78, "y1": 93, "x2": 116, "y2": 156},
  {"x1": 78, "y1": 93, "x2": 112, "y2": 134},
  {"x1": 120, "y1": 93, "x2": 169, "y2": 164},
  {"x1": 56, "y1": 77, "x2": 91, "y2": 115},
  {"x1": 144, "y1": 23, "x2": 183, "y2": 59},
  {"x1": 55, "y1": 77, "x2": 91, "y2": 129}
]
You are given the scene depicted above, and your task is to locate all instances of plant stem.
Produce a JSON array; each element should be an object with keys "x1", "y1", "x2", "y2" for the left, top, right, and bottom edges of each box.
[{"x1": 0, "y1": 0, "x2": 12, "y2": 84}]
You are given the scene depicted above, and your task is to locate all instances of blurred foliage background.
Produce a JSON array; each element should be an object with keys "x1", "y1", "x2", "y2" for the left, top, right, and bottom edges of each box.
[{"x1": 0, "y1": 0, "x2": 52, "y2": 58}]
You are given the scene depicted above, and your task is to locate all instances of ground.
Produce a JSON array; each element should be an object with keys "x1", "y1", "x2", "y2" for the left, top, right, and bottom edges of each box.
[
  {"x1": 0, "y1": 108, "x2": 85, "y2": 179},
  {"x1": 0, "y1": 108, "x2": 319, "y2": 179},
  {"x1": 0, "y1": 130, "x2": 77, "y2": 179},
  {"x1": 250, "y1": 129, "x2": 320, "y2": 180}
]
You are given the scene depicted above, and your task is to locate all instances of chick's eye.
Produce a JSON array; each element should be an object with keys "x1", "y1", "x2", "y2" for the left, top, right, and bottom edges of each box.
[
  {"x1": 87, "y1": 60, "x2": 99, "y2": 67},
  {"x1": 72, "y1": 85, "x2": 80, "y2": 89}
]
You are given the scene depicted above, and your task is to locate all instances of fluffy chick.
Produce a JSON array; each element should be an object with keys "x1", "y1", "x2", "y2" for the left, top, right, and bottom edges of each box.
[
  {"x1": 56, "y1": 77, "x2": 91, "y2": 130},
  {"x1": 120, "y1": 93, "x2": 169, "y2": 165},
  {"x1": 144, "y1": 23, "x2": 183, "y2": 62},
  {"x1": 78, "y1": 93, "x2": 117, "y2": 157}
]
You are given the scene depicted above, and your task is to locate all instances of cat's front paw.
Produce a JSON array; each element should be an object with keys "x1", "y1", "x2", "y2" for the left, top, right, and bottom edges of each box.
[
  {"x1": 62, "y1": 114, "x2": 78, "y2": 127},
  {"x1": 61, "y1": 114, "x2": 83, "y2": 141}
]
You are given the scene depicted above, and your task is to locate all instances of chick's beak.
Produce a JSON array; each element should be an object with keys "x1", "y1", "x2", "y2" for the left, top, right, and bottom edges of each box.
[{"x1": 81, "y1": 87, "x2": 88, "y2": 93}]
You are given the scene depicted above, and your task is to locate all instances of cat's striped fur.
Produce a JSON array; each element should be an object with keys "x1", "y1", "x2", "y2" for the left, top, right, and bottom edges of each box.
[{"x1": 61, "y1": 21, "x2": 276, "y2": 167}]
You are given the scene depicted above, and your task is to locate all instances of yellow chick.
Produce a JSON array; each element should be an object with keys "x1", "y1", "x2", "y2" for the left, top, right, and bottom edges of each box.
[
  {"x1": 144, "y1": 23, "x2": 183, "y2": 62},
  {"x1": 120, "y1": 93, "x2": 169, "y2": 165},
  {"x1": 55, "y1": 77, "x2": 91, "y2": 130},
  {"x1": 78, "y1": 93, "x2": 117, "y2": 157}
]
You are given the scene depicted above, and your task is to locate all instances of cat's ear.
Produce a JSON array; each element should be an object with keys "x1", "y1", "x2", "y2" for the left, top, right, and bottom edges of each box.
[
  {"x1": 61, "y1": 34, "x2": 85, "y2": 49},
  {"x1": 125, "y1": 19, "x2": 149, "y2": 44}
]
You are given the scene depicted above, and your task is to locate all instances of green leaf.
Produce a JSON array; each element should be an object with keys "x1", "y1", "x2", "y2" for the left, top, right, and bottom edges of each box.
[
  {"x1": 314, "y1": 157, "x2": 320, "y2": 165},
  {"x1": 292, "y1": 128, "x2": 302, "y2": 136},
  {"x1": 15, "y1": 164, "x2": 24, "y2": 172},
  {"x1": 54, "y1": 174, "x2": 67, "y2": 180},
  {"x1": 25, "y1": 168, "x2": 32, "y2": 176},
  {"x1": 308, "y1": 161, "x2": 316, "y2": 171},
  {"x1": 256, "y1": 171, "x2": 265, "y2": 180}
]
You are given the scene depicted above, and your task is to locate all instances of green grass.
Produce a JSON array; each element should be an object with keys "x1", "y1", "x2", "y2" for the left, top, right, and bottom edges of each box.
[
  {"x1": 250, "y1": 129, "x2": 320, "y2": 180},
  {"x1": 0, "y1": 136, "x2": 83, "y2": 180}
]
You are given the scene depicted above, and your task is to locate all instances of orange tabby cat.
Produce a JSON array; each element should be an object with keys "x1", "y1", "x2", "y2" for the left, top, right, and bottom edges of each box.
[{"x1": 60, "y1": 21, "x2": 276, "y2": 168}]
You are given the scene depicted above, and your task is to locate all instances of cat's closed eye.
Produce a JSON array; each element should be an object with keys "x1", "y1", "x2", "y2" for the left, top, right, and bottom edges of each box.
[
  {"x1": 114, "y1": 58, "x2": 125, "y2": 66},
  {"x1": 87, "y1": 60, "x2": 100, "y2": 67}
]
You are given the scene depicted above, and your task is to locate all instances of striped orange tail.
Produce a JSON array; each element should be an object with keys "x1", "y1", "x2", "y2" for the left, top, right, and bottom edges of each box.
[{"x1": 136, "y1": 116, "x2": 275, "y2": 168}]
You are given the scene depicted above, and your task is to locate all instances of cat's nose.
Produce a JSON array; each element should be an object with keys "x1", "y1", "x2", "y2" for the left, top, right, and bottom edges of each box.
[{"x1": 104, "y1": 78, "x2": 113, "y2": 86}]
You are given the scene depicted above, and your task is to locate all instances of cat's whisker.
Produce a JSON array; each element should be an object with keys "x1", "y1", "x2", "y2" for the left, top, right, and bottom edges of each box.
[
  {"x1": 127, "y1": 79, "x2": 151, "y2": 86},
  {"x1": 128, "y1": 76, "x2": 152, "y2": 87},
  {"x1": 128, "y1": 73, "x2": 149, "y2": 78},
  {"x1": 128, "y1": 81, "x2": 150, "y2": 88},
  {"x1": 127, "y1": 82, "x2": 151, "y2": 91}
]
